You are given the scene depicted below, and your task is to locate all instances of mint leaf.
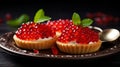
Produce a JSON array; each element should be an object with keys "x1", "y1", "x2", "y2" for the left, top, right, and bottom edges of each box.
[
  {"x1": 34, "y1": 9, "x2": 44, "y2": 23},
  {"x1": 34, "y1": 9, "x2": 51, "y2": 23},
  {"x1": 81, "y1": 18, "x2": 93, "y2": 27},
  {"x1": 7, "y1": 14, "x2": 29, "y2": 28},
  {"x1": 7, "y1": 20, "x2": 19, "y2": 28},
  {"x1": 72, "y1": 12, "x2": 81, "y2": 25},
  {"x1": 17, "y1": 14, "x2": 29, "y2": 24},
  {"x1": 36, "y1": 16, "x2": 51, "y2": 23}
]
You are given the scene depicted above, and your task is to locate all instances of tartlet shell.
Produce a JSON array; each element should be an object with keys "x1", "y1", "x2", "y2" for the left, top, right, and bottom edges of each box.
[
  {"x1": 56, "y1": 40, "x2": 102, "y2": 54},
  {"x1": 13, "y1": 35, "x2": 56, "y2": 50}
]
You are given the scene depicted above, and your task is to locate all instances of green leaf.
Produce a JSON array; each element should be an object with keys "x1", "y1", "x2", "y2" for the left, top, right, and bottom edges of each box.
[
  {"x1": 36, "y1": 16, "x2": 51, "y2": 23},
  {"x1": 7, "y1": 20, "x2": 19, "y2": 28},
  {"x1": 72, "y1": 12, "x2": 81, "y2": 25},
  {"x1": 17, "y1": 14, "x2": 30, "y2": 24},
  {"x1": 34, "y1": 9, "x2": 51, "y2": 23},
  {"x1": 7, "y1": 14, "x2": 29, "y2": 28},
  {"x1": 81, "y1": 18, "x2": 93, "y2": 27}
]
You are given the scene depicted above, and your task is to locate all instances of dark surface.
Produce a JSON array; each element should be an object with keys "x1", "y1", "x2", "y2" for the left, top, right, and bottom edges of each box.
[{"x1": 0, "y1": 0, "x2": 120, "y2": 66}]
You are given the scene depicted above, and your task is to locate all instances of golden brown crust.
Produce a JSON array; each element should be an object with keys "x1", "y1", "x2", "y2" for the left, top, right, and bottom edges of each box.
[
  {"x1": 13, "y1": 35, "x2": 56, "y2": 50},
  {"x1": 56, "y1": 40, "x2": 102, "y2": 54}
]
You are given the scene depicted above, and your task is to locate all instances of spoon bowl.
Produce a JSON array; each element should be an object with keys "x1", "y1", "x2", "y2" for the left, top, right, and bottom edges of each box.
[
  {"x1": 90, "y1": 26, "x2": 120, "y2": 42},
  {"x1": 100, "y1": 29, "x2": 120, "y2": 42}
]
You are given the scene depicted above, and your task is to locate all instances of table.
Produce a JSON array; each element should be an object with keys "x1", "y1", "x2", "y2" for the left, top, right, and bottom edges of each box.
[{"x1": 0, "y1": 0, "x2": 120, "y2": 66}]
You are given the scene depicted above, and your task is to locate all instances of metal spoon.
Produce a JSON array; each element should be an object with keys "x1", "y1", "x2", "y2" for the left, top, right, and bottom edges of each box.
[
  {"x1": 99, "y1": 29, "x2": 120, "y2": 42},
  {"x1": 89, "y1": 26, "x2": 120, "y2": 42}
]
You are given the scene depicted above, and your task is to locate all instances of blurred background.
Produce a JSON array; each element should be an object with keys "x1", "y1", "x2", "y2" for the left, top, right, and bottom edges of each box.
[
  {"x1": 0, "y1": 0, "x2": 120, "y2": 66},
  {"x1": 0, "y1": 0, "x2": 120, "y2": 35}
]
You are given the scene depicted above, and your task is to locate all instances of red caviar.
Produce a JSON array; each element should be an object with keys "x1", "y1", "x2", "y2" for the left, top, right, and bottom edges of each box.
[
  {"x1": 58, "y1": 24, "x2": 99, "y2": 44},
  {"x1": 15, "y1": 22, "x2": 55, "y2": 40},
  {"x1": 46, "y1": 19, "x2": 73, "y2": 33},
  {"x1": 51, "y1": 46, "x2": 58, "y2": 55}
]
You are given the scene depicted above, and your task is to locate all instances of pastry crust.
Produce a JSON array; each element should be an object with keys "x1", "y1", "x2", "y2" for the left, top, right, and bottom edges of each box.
[
  {"x1": 13, "y1": 35, "x2": 56, "y2": 50},
  {"x1": 56, "y1": 40, "x2": 102, "y2": 54}
]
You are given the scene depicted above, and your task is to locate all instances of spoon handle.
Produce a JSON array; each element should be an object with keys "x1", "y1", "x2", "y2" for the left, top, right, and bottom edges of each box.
[{"x1": 88, "y1": 26, "x2": 103, "y2": 32}]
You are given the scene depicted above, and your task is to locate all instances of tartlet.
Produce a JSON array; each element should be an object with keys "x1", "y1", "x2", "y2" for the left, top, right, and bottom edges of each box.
[
  {"x1": 56, "y1": 23, "x2": 102, "y2": 54},
  {"x1": 13, "y1": 22, "x2": 56, "y2": 50}
]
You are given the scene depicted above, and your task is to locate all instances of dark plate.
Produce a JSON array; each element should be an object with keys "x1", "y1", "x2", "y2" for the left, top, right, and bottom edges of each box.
[{"x1": 0, "y1": 32, "x2": 120, "y2": 60}]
